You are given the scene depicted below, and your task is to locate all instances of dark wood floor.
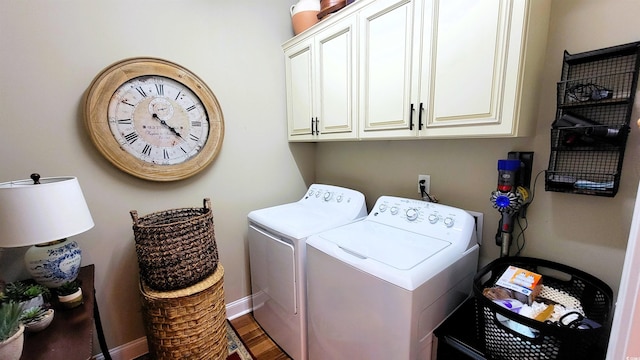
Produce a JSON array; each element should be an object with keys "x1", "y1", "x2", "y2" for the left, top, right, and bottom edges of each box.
[{"x1": 230, "y1": 313, "x2": 292, "y2": 360}]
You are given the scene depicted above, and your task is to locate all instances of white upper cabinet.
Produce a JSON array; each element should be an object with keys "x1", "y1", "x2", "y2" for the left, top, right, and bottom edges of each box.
[
  {"x1": 282, "y1": 0, "x2": 550, "y2": 141},
  {"x1": 284, "y1": 16, "x2": 357, "y2": 141},
  {"x1": 285, "y1": 40, "x2": 314, "y2": 139},
  {"x1": 421, "y1": 0, "x2": 550, "y2": 138},
  {"x1": 358, "y1": 0, "x2": 421, "y2": 139}
]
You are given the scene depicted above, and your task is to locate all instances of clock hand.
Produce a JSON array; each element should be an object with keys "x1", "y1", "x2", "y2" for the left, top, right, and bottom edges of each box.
[
  {"x1": 164, "y1": 123, "x2": 185, "y2": 140},
  {"x1": 152, "y1": 114, "x2": 185, "y2": 140}
]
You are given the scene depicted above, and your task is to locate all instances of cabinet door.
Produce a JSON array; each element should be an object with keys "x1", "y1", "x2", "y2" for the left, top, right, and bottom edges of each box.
[
  {"x1": 285, "y1": 39, "x2": 315, "y2": 140},
  {"x1": 424, "y1": 0, "x2": 530, "y2": 137},
  {"x1": 315, "y1": 17, "x2": 357, "y2": 139},
  {"x1": 359, "y1": 0, "x2": 418, "y2": 139}
]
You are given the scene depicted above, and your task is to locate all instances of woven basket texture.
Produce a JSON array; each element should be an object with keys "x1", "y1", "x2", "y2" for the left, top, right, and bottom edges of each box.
[
  {"x1": 131, "y1": 198, "x2": 219, "y2": 291},
  {"x1": 140, "y1": 264, "x2": 226, "y2": 360}
]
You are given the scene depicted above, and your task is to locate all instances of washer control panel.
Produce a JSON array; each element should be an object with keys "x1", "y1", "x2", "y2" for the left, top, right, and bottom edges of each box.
[{"x1": 369, "y1": 196, "x2": 474, "y2": 239}]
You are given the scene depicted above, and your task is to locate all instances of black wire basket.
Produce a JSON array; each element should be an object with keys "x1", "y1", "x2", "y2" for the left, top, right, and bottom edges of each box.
[{"x1": 473, "y1": 257, "x2": 613, "y2": 360}]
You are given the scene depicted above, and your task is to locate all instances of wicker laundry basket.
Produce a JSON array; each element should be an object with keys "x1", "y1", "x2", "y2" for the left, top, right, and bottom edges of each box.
[
  {"x1": 131, "y1": 198, "x2": 219, "y2": 291},
  {"x1": 140, "y1": 264, "x2": 227, "y2": 360}
]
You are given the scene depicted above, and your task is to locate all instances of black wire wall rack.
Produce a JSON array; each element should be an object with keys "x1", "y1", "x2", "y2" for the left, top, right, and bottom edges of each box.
[{"x1": 546, "y1": 41, "x2": 640, "y2": 197}]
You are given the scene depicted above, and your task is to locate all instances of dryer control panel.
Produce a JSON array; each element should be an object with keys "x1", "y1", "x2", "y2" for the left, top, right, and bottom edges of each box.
[
  {"x1": 300, "y1": 184, "x2": 367, "y2": 216},
  {"x1": 369, "y1": 196, "x2": 475, "y2": 243}
]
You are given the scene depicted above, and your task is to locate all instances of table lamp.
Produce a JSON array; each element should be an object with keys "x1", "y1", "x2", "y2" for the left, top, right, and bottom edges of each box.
[{"x1": 0, "y1": 174, "x2": 94, "y2": 288}]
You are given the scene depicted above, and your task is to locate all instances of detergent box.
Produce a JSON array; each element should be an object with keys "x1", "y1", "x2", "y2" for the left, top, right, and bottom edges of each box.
[{"x1": 495, "y1": 266, "x2": 542, "y2": 304}]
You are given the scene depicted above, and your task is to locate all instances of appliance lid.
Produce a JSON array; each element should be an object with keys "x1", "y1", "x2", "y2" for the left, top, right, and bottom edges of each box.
[
  {"x1": 247, "y1": 184, "x2": 367, "y2": 239},
  {"x1": 249, "y1": 202, "x2": 360, "y2": 239},
  {"x1": 316, "y1": 221, "x2": 451, "y2": 270}
]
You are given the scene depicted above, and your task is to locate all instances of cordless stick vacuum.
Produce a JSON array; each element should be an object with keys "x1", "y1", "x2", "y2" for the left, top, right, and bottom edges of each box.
[{"x1": 490, "y1": 158, "x2": 529, "y2": 257}]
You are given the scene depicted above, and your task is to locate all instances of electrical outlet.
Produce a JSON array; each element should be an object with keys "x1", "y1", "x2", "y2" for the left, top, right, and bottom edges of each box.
[
  {"x1": 466, "y1": 211, "x2": 484, "y2": 245},
  {"x1": 418, "y1": 174, "x2": 430, "y2": 195}
]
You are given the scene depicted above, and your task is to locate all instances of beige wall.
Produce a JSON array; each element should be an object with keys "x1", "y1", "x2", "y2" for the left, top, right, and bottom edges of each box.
[
  {"x1": 0, "y1": 0, "x2": 314, "y2": 354},
  {"x1": 317, "y1": 0, "x2": 640, "y2": 300}
]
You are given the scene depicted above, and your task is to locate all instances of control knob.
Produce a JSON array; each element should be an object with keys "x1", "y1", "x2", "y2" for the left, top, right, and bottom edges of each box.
[
  {"x1": 428, "y1": 213, "x2": 439, "y2": 224},
  {"x1": 390, "y1": 207, "x2": 399, "y2": 215},
  {"x1": 378, "y1": 204, "x2": 388, "y2": 212},
  {"x1": 406, "y1": 208, "x2": 419, "y2": 221},
  {"x1": 443, "y1": 217, "x2": 455, "y2": 228},
  {"x1": 324, "y1": 192, "x2": 333, "y2": 201}
]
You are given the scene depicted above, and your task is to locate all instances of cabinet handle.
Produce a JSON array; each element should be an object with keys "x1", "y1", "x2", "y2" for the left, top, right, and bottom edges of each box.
[
  {"x1": 315, "y1": 117, "x2": 319, "y2": 134},
  {"x1": 418, "y1": 103, "x2": 424, "y2": 130},
  {"x1": 311, "y1": 118, "x2": 315, "y2": 135},
  {"x1": 409, "y1": 103, "x2": 415, "y2": 130}
]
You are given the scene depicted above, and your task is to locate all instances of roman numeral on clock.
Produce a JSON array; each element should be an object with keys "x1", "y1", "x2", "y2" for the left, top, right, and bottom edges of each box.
[
  {"x1": 136, "y1": 87, "x2": 148, "y2": 97},
  {"x1": 142, "y1": 144, "x2": 152, "y2": 156},
  {"x1": 155, "y1": 84, "x2": 164, "y2": 96},
  {"x1": 124, "y1": 132, "x2": 138, "y2": 144},
  {"x1": 118, "y1": 119, "x2": 132, "y2": 125}
]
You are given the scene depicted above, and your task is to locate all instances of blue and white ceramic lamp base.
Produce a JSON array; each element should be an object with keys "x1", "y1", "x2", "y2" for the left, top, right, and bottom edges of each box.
[{"x1": 24, "y1": 239, "x2": 82, "y2": 288}]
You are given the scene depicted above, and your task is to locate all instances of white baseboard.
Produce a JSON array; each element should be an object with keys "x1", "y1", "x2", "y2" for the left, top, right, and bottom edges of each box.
[
  {"x1": 225, "y1": 295, "x2": 253, "y2": 320},
  {"x1": 92, "y1": 295, "x2": 253, "y2": 360}
]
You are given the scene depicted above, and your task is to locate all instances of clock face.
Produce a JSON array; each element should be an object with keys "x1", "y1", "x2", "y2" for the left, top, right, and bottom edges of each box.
[
  {"x1": 83, "y1": 57, "x2": 224, "y2": 182},
  {"x1": 108, "y1": 76, "x2": 210, "y2": 165}
]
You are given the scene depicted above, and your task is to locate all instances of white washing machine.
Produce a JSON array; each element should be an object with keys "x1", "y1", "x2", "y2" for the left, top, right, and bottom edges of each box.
[
  {"x1": 306, "y1": 196, "x2": 479, "y2": 360},
  {"x1": 248, "y1": 184, "x2": 367, "y2": 360}
]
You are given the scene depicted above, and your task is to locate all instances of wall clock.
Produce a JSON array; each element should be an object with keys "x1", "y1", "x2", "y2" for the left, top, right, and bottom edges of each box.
[{"x1": 83, "y1": 57, "x2": 224, "y2": 181}]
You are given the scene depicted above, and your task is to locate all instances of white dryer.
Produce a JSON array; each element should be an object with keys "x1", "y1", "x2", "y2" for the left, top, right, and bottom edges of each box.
[
  {"x1": 248, "y1": 184, "x2": 367, "y2": 360},
  {"x1": 306, "y1": 196, "x2": 479, "y2": 360}
]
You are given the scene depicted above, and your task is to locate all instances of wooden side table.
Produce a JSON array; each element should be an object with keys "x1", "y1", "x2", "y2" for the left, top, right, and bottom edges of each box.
[{"x1": 21, "y1": 264, "x2": 112, "y2": 360}]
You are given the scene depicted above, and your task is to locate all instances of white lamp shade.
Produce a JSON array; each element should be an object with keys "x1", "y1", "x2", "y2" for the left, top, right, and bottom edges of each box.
[{"x1": 0, "y1": 176, "x2": 94, "y2": 248}]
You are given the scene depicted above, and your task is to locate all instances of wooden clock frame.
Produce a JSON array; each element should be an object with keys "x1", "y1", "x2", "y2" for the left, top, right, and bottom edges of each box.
[{"x1": 83, "y1": 57, "x2": 224, "y2": 182}]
